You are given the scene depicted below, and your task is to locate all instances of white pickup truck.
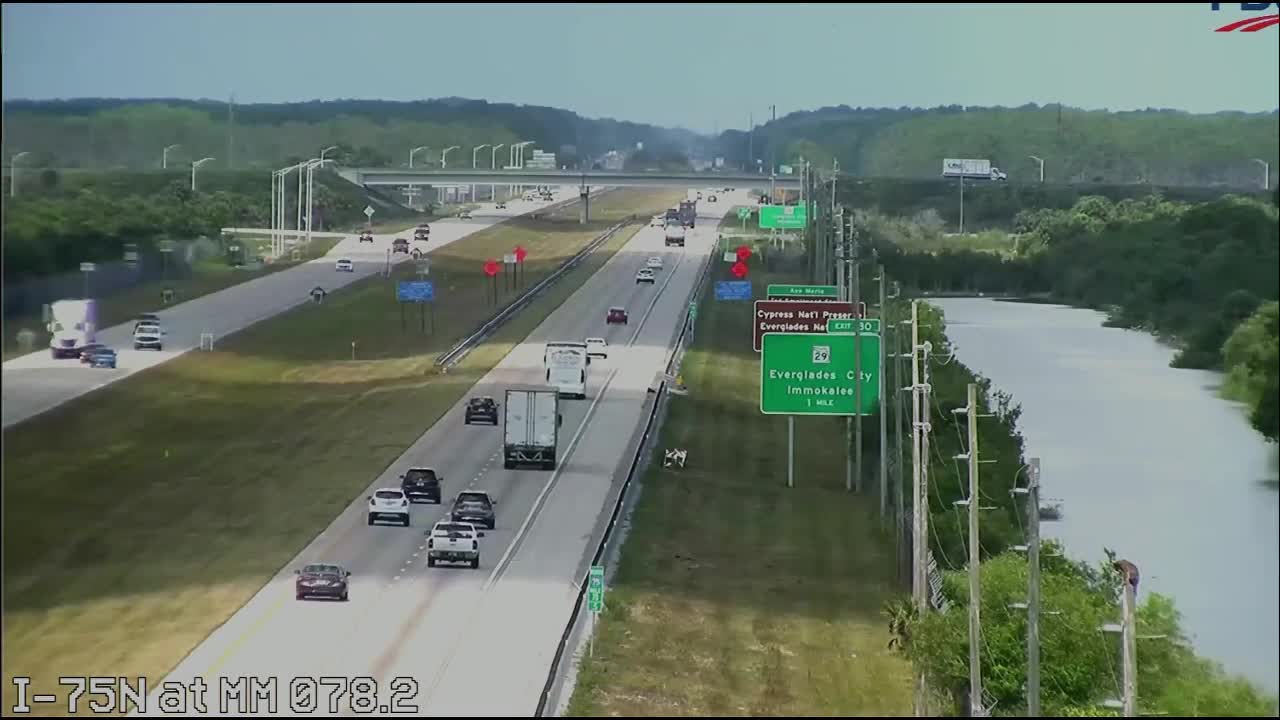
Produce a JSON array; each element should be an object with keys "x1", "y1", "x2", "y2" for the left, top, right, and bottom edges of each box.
[{"x1": 426, "y1": 520, "x2": 485, "y2": 569}]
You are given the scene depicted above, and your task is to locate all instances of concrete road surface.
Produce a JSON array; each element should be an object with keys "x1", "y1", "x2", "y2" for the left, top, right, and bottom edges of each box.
[
  {"x1": 1, "y1": 188, "x2": 585, "y2": 429},
  {"x1": 133, "y1": 191, "x2": 743, "y2": 717}
]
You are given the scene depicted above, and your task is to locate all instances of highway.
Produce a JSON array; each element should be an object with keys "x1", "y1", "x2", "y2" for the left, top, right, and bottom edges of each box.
[
  {"x1": 138, "y1": 191, "x2": 739, "y2": 717},
  {"x1": 0, "y1": 188, "x2": 582, "y2": 429}
]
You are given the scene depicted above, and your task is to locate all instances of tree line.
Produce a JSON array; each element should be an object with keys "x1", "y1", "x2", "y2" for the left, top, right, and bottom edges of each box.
[
  {"x1": 860, "y1": 193, "x2": 1280, "y2": 443},
  {"x1": 714, "y1": 104, "x2": 1278, "y2": 188}
]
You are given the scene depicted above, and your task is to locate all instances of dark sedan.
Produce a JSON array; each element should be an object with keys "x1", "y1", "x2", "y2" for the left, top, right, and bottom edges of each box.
[
  {"x1": 450, "y1": 491, "x2": 496, "y2": 529},
  {"x1": 400, "y1": 467, "x2": 442, "y2": 504},
  {"x1": 294, "y1": 563, "x2": 350, "y2": 601},
  {"x1": 464, "y1": 396, "x2": 499, "y2": 425}
]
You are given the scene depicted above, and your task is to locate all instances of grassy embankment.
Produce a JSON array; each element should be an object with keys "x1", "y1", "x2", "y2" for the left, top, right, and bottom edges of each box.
[
  {"x1": 0, "y1": 188, "x2": 682, "y2": 715},
  {"x1": 565, "y1": 208, "x2": 913, "y2": 716}
]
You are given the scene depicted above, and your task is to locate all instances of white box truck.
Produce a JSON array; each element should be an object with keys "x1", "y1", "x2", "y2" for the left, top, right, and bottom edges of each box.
[
  {"x1": 664, "y1": 221, "x2": 687, "y2": 247},
  {"x1": 543, "y1": 341, "x2": 588, "y2": 399},
  {"x1": 942, "y1": 158, "x2": 1007, "y2": 181},
  {"x1": 47, "y1": 298, "x2": 98, "y2": 359},
  {"x1": 503, "y1": 389, "x2": 561, "y2": 470}
]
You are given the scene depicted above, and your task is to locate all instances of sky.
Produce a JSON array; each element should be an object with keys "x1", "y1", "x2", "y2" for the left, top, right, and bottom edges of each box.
[{"x1": 3, "y1": 3, "x2": 1278, "y2": 132}]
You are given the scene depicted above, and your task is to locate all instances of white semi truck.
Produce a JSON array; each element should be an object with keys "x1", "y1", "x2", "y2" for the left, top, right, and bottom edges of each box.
[
  {"x1": 664, "y1": 221, "x2": 687, "y2": 247},
  {"x1": 941, "y1": 158, "x2": 1007, "y2": 181},
  {"x1": 503, "y1": 388, "x2": 561, "y2": 470},
  {"x1": 47, "y1": 299, "x2": 98, "y2": 359},
  {"x1": 544, "y1": 341, "x2": 588, "y2": 399}
]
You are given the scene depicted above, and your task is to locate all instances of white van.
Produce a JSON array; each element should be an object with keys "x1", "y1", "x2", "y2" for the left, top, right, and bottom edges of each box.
[{"x1": 543, "y1": 341, "x2": 588, "y2": 399}]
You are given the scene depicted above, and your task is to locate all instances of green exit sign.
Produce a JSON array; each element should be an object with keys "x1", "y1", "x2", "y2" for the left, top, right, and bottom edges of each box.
[
  {"x1": 827, "y1": 318, "x2": 881, "y2": 334},
  {"x1": 767, "y1": 284, "x2": 838, "y2": 299}
]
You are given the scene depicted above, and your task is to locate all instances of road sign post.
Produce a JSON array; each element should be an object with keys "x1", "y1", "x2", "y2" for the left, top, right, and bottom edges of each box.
[
  {"x1": 714, "y1": 281, "x2": 752, "y2": 301},
  {"x1": 396, "y1": 281, "x2": 436, "y2": 334},
  {"x1": 827, "y1": 318, "x2": 881, "y2": 334},
  {"x1": 752, "y1": 300, "x2": 858, "y2": 352},
  {"x1": 587, "y1": 565, "x2": 605, "y2": 657},
  {"x1": 760, "y1": 332, "x2": 880, "y2": 415},
  {"x1": 767, "y1": 284, "x2": 838, "y2": 300},
  {"x1": 759, "y1": 204, "x2": 807, "y2": 230}
]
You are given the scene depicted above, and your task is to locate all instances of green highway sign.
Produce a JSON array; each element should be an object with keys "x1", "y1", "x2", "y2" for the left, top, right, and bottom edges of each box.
[
  {"x1": 759, "y1": 204, "x2": 808, "y2": 230},
  {"x1": 827, "y1": 318, "x2": 881, "y2": 334},
  {"x1": 588, "y1": 565, "x2": 605, "y2": 613},
  {"x1": 737, "y1": 207, "x2": 751, "y2": 220},
  {"x1": 689, "y1": 302, "x2": 698, "y2": 319},
  {"x1": 760, "y1": 332, "x2": 881, "y2": 416},
  {"x1": 767, "y1": 284, "x2": 838, "y2": 299}
]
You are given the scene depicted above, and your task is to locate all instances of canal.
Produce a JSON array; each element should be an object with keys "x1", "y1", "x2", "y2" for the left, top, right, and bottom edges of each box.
[{"x1": 933, "y1": 297, "x2": 1279, "y2": 694}]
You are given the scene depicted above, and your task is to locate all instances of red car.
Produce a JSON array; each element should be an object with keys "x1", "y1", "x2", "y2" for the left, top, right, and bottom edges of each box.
[
  {"x1": 606, "y1": 306, "x2": 628, "y2": 325},
  {"x1": 294, "y1": 563, "x2": 350, "y2": 601}
]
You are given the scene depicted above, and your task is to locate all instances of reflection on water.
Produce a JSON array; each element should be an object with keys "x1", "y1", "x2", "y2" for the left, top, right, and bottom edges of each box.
[{"x1": 934, "y1": 298, "x2": 1279, "y2": 693}]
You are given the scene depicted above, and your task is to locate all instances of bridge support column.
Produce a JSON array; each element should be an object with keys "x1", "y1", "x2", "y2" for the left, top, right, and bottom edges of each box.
[{"x1": 580, "y1": 186, "x2": 590, "y2": 224}]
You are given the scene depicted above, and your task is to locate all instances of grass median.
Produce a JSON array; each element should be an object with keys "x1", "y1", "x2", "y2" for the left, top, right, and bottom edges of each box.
[
  {"x1": 564, "y1": 241, "x2": 913, "y2": 716},
  {"x1": 0, "y1": 188, "x2": 682, "y2": 715}
]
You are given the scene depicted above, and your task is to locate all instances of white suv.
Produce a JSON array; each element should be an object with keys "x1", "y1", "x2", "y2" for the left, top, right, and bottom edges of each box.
[
  {"x1": 133, "y1": 322, "x2": 164, "y2": 351},
  {"x1": 367, "y1": 488, "x2": 411, "y2": 527}
]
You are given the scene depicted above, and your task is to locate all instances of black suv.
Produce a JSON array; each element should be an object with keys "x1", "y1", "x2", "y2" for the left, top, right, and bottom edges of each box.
[
  {"x1": 464, "y1": 396, "x2": 499, "y2": 425},
  {"x1": 400, "y1": 467, "x2": 442, "y2": 504},
  {"x1": 450, "y1": 491, "x2": 495, "y2": 529}
]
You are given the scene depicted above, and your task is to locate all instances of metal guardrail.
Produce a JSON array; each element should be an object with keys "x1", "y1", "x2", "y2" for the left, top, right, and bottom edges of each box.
[
  {"x1": 434, "y1": 212, "x2": 631, "y2": 370},
  {"x1": 533, "y1": 232, "x2": 718, "y2": 717}
]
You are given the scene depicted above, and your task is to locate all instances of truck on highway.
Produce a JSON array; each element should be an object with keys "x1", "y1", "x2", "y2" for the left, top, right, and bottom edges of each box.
[
  {"x1": 678, "y1": 200, "x2": 697, "y2": 228},
  {"x1": 47, "y1": 299, "x2": 98, "y2": 359},
  {"x1": 503, "y1": 388, "x2": 561, "y2": 470},
  {"x1": 941, "y1": 158, "x2": 1007, "y2": 181},
  {"x1": 544, "y1": 341, "x2": 588, "y2": 399},
  {"x1": 664, "y1": 221, "x2": 687, "y2": 247}
]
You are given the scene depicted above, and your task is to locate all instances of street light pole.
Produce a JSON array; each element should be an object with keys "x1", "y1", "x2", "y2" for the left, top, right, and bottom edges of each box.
[
  {"x1": 408, "y1": 145, "x2": 429, "y2": 211},
  {"x1": 472, "y1": 144, "x2": 491, "y2": 202},
  {"x1": 1252, "y1": 158, "x2": 1271, "y2": 191},
  {"x1": 441, "y1": 146, "x2": 460, "y2": 204},
  {"x1": 1029, "y1": 155, "x2": 1045, "y2": 183},
  {"x1": 491, "y1": 143, "x2": 505, "y2": 203},
  {"x1": 319, "y1": 145, "x2": 338, "y2": 163},
  {"x1": 163, "y1": 144, "x2": 181, "y2": 170},
  {"x1": 191, "y1": 157, "x2": 215, "y2": 192},
  {"x1": 10, "y1": 151, "x2": 31, "y2": 198},
  {"x1": 305, "y1": 158, "x2": 328, "y2": 244}
]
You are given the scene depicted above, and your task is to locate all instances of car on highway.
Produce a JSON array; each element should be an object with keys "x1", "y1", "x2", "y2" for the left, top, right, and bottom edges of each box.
[
  {"x1": 458, "y1": 209, "x2": 473, "y2": 220},
  {"x1": 606, "y1": 306, "x2": 629, "y2": 325},
  {"x1": 88, "y1": 347, "x2": 117, "y2": 369},
  {"x1": 392, "y1": 238, "x2": 409, "y2": 254},
  {"x1": 585, "y1": 337, "x2": 608, "y2": 359},
  {"x1": 414, "y1": 224, "x2": 430, "y2": 241},
  {"x1": 335, "y1": 258, "x2": 354, "y2": 272},
  {"x1": 358, "y1": 231, "x2": 374, "y2": 243},
  {"x1": 136, "y1": 312, "x2": 161, "y2": 324},
  {"x1": 78, "y1": 342, "x2": 108, "y2": 364},
  {"x1": 367, "y1": 487, "x2": 411, "y2": 526},
  {"x1": 294, "y1": 563, "x2": 350, "y2": 601},
  {"x1": 450, "y1": 490, "x2": 496, "y2": 530},
  {"x1": 646, "y1": 256, "x2": 664, "y2": 270},
  {"x1": 132, "y1": 321, "x2": 164, "y2": 351},
  {"x1": 464, "y1": 396, "x2": 499, "y2": 425},
  {"x1": 708, "y1": 194, "x2": 718, "y2": 202},
  {"x1": 636, "y1": 268, "x2": 656, "y2": 284},
  {"x1": 495, "y1": 201, "x2": 507, "y2": 209},
  {"x1": 400, "y1": 467, "x2": 442, "y2": 504},
  {"x1": 650, "y1": 216, "x2": 664, "y2": 227},
  {"x1": 426, "y1": 521, "x2": 484, "y2": 569}
]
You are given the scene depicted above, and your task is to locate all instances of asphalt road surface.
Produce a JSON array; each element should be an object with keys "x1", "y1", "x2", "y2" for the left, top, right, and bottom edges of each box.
[
  {"x1": 1, "y1": 189, "x2": 583, "y2": 429},
  {"x1": 135, "y1": 191, "x2": 742, "y2": 717}
]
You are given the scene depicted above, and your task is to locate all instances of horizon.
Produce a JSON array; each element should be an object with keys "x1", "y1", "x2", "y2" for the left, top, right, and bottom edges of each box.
[{"x1": 4, "y1": 3, "x2": 1279, "y2": 133}]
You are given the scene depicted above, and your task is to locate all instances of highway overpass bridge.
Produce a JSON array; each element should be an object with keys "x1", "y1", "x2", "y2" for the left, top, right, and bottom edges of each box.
[{"x1": 335, "y1": 167, "x2": 803, "y2": 192}]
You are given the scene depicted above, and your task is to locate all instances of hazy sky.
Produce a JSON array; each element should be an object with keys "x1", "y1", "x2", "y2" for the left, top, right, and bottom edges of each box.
[{"x1": 3, "y1": 3, "x2": 1278, "y2": 132}]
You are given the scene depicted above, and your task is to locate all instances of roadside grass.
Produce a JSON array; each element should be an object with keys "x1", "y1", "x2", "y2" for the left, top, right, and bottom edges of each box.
[
  {"x1": 0, "y1": 188, "x2": 681, "y2": 715},
  {"x1": 2, "y1": 238, "x2": 339, "y2": 362},
  {"x1": 565, "y1": 246, "x2": 913, "y2": 716}
]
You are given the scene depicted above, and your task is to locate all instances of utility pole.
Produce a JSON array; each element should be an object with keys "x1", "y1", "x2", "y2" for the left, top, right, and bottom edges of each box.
[
  {"x1": 955, "y1": 382, "x2": 984, "y2": 717},
  {"x1": 227, "y1": 94, "x2": 235, "y2": 170},
  {"x1": 877, "y1": 266, "x2": 890, "y2": 519},
  {"x1": 1025, "y1": 458, "x2": 1042, "y2": 717},
  {"x1": 1102, "y1": 558, "x2": 1141, "y2": 717},
  {"x1": 892, "y1": 313, "x2": 908, "y2": 581},
  {"x1": 910, "y1": 299, "x2": 931, "y2": 717},
  {"x1": 747, "y1": 112, "x2": 753, "y2": 173},
  {"x1": 853, "y1": 221, "x2": 863, "y2": 494}
]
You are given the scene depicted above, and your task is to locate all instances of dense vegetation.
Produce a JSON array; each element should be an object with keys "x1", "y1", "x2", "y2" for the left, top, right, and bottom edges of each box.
[
  {"x1": 1, "y1": 169, "x2": 414, "y2": 282},
  {"x1": 715, "y1": 104, "x2": 1278, "y2": 187},
  {"x1": 892, "y1": 544, "x2": 1279, "y2": 716},
  {"x1": 859, "y1": 193, "x2": 1280, "y2": 442},
  {"x1": 1, "y1": 98, "x2": 699, "y2": 171}
]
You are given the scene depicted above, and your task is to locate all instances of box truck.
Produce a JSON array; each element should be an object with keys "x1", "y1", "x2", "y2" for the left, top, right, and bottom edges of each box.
[
  {"x1": 47, "y1": 299, "x2": 98, "y2": 359},
  {"x1": 503, "y1": 388, "x2": 561, "y2": 470}
]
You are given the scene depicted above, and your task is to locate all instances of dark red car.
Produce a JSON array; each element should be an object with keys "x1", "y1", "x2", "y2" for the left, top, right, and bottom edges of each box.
[
  {"x1": 606, "y1": 306, "x2": 628, "y2": 325},
  {"x1": 294, "y1": 563, "x2": 351, "y2": 601}
]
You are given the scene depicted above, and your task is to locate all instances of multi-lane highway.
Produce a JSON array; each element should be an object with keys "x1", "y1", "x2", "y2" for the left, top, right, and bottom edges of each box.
[
  {"x1": 138, "y1": 192, "x2": 739, "y2": 717},
  {"x1": 0, "y1": 188, "x2": 582, "y2": 429}
]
